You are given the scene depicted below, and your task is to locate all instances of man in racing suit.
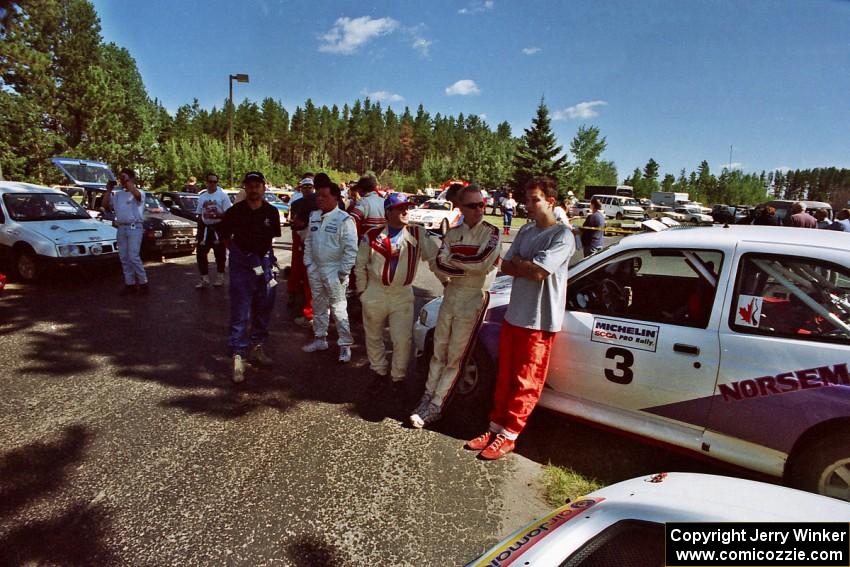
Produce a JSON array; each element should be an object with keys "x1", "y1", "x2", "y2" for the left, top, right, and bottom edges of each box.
[
  {"x1": 410, "y1": 184, "x2": 502, "y2": 428},
  {"x1": 355, "y1": 193, "x2": 444, "y2": 395},
  {"x1": 302, "y1": 181, "x2": 359, "y2": 363},
  {"x1": 349, "y1": 174, "x2": 386, "y2": 237}
]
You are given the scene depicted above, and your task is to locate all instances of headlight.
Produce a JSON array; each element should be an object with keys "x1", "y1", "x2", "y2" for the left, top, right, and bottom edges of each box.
[
  {"x1": 57, "y1": 244, "x2": 83, "y2": 257},
  {"x1": 418, "y1": 308, "x2": 428, "y2": 326}
]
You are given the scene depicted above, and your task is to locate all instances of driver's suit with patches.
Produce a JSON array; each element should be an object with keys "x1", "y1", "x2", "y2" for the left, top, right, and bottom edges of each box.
[
  {"x1": 424, "y1": 219, "x2": 502, "y2": 410},
  {"x1": 304, "y1": 207, "x2": 358, "y2": 346},
  {"x1": 355, "y1": 224, "x2": 443, "y2": 381}
]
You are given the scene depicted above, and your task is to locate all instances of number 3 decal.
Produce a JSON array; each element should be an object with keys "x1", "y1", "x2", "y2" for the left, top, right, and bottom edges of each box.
[{"x1": 605, "y1": 347, "x2": 634, "y2": 384}]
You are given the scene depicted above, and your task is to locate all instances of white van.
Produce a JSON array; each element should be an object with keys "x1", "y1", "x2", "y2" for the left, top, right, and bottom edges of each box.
[
  {"x1": 0, "y1": 181, "x2": 119, "y2": 281},
  {"x1": 591, "y1": 194, "x2": 646, "y2": 220}
]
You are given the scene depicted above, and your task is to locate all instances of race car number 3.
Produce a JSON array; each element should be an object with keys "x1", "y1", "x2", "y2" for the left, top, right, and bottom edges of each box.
[{"x1": 605, "y1": 347, "x2": 634, "y2": 384}]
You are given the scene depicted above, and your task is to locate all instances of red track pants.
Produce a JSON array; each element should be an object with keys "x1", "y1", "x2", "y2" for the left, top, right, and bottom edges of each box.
[
  {"x1": 489, "y1": 320, "x2": 556, "y2": 438},
  {"x1": 287, "y1": 231, "x2": 313, "y2": 319}
]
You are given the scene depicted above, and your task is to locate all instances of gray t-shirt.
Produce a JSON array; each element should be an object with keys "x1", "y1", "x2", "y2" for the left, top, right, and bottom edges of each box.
[{"x1": 504, "y1": 222, "x2": 575, "y2": 332}]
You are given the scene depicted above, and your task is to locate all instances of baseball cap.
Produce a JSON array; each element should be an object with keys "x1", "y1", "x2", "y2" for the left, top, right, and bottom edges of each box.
[
  {"x1": 243, "y1": 171, "x2": 266, "y2": 183},
  {"x1": 384, "y1": 193, "x2": 412, "y2": 211},
  {"x1": 298, "y1": 177, "x2": 314, "y2": 187},
  {"x1": 354, "y1": 175, "x2": 378, "y2": 193}
]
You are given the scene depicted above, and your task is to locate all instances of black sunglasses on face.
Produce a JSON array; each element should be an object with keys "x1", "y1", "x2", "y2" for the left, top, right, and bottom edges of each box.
[{"x1": 461, "y1": 202, "x2": 485, "y2": 209}]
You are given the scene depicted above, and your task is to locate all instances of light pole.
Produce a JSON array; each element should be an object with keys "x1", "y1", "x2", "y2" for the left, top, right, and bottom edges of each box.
[{"x1": 228, "y1": 73, "x2": 250, "y2": 188}]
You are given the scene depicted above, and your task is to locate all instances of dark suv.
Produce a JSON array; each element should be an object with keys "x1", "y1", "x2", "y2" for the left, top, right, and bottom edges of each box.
[
  {"x1": 52, "y1": 158, "x2": 196, "y2": 258},
  {"x1": 158, "y1": 191, "x2": 201, "y2": 223}
]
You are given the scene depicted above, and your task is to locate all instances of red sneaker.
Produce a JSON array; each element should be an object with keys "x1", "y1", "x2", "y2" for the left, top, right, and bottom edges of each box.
[
  {"x1": 479, "y1": 434, "x2": 515, "y2": 460},
  {"x1": 465, "y1": 431, "x2": 495, "y2": 451}
]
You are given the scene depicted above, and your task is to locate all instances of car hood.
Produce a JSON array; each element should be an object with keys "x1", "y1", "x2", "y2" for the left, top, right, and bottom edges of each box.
[
  {"x1": 24, "y1": 219, "x2": 117, "y2": 244},
  {"x1": 145, "y1": 211, "x2": 196, "y2": 227}
]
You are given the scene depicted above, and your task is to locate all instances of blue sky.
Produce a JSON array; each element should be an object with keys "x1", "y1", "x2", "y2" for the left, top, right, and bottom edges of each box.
[{"x1": 92, "y1": 0, "x2": 849, "y2": 179}]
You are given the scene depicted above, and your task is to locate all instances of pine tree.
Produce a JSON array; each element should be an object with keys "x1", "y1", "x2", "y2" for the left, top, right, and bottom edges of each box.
[{"x1": 511, "y1": 99, "x2": 569, "y2": 199}]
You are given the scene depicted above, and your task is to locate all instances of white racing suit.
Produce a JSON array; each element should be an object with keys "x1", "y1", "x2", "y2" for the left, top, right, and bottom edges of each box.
[
  {"x1": 354, "y1": 224, "x2": 443, "y2": 381},
  {"x1": 350, "y1": 191, "x2": 387, "y2": 237},
  {"x1": 304, "y1": 207, "x2": 358, "y2": 345},
  {"x1": 426, "y1": 220, "x2": 502, "y2": 409}
]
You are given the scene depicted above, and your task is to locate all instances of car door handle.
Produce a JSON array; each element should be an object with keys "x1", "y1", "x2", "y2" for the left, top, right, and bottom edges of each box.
[{"x1": 673, "y1": 343, "x2": 700, "y2": 355}]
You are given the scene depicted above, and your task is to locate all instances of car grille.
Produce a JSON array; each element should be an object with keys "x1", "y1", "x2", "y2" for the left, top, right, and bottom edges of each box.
[{"x1": 169, "y1": 227, "x2": 196, "y2": 238}]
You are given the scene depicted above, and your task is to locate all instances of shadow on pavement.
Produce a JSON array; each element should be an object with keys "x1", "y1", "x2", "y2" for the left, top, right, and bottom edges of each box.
[
  {"x1": 284, "y1": 532, "x2": 353, "y2": 567},
  {"x1": 0, "y1": 425, "x2": 114, "y2": 565}
]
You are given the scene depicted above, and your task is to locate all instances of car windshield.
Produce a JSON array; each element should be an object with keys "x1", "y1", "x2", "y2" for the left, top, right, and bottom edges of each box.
[
  {"x1": 624, "y1": 199, "x2": 640, "y2": 206},
  {"x1": 55, "y1": 161, "x2": 114, "y2": 184},
  {"x1": 3, "y1": 193, "x2": 90, "y2": 221},
  {"x1": 178, "y1": 196, "x2": 199, "y2": 209},
  {"x1": 144, "y1": 193, "x2": 166, "y2": 212},
  {"x1": 421, "y1": 201, "x2": 451, "y2": 211}
]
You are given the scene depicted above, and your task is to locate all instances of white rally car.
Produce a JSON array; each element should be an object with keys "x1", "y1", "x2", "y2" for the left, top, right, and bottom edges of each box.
[
  {"x1": 414, "y1": 225, "x2": 850, "y2": 500},
  {"x1": 467, "y1": 472, "x2": 850, "y2": 566},
  {"x1": 407, "y1": 198, "x2": 462, "y2": 235},
  {"x1": 0, "y1": 181, "x2": 119, "y2": 281}
]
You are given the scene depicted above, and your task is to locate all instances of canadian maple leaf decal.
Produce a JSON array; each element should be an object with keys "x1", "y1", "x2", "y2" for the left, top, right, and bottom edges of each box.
[{"x1": 738, "y1": 298, "x2": 759, "y2": 323}]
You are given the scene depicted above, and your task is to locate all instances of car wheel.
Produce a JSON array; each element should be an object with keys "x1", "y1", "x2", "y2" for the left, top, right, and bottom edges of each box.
[
  {"x1": 446, "y1": 344, "x2": 496, "y2": 415},
  {"x1": 13, "y1": 247, "x2": 40, "y2": 282},
  {"x1": 789, "y1": 434, "x2": 850, "y2": 501},
  {"x1": 615, "y1": 212, "x2": 623, "y2": 220},
  {"x1": 440, "y1": 218, "x2": 450, "y2": 236}
]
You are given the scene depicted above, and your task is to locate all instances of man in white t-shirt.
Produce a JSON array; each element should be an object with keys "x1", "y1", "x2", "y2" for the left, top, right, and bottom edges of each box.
[
  {"x1": 102, "y1": 168, "x2": 148, "y2": 295},
  {"x1": 466, "y1": 176, "x2": 575, "y2": 460},
  {"x1": 501, "y1": 192, "x2": 517, "y2": 236},
  {"x1": 195, "y1": 172, "x2": 232, "y2": 288}
]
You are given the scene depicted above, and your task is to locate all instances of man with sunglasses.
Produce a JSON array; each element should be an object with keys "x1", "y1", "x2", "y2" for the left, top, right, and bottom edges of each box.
[
  {"x1": 194, "y1": 172, "x2": 231, "y2": 289},
  {"x1": 411, "y1": 184, "x2": 502, "y2": 428},
  {"x1": 355, "y1": 193, "x2": 444, "y2": 396}
]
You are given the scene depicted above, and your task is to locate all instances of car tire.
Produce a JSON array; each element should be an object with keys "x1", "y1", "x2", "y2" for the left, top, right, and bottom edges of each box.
[
  {"x1": 13, "y1": 246, "x2": 40, "y2": 282},
  {"x1": 789, "y1": 434, "x2": 850, "y2": 501},
  {"x1": 616, "y1": 212, "x2": 623, "y2": 220},
  {"x1": 440, "y1": 218, "x2": 450, "y2": 236}
]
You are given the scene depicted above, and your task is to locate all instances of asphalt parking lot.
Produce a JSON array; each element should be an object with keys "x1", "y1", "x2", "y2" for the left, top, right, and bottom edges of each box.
[{"x1": 0, "y1": 229, "x2": 740, "y2": 566}]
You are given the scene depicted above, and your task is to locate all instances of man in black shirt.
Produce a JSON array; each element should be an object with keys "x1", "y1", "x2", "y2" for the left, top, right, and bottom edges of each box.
[{"x1": 219, "y1": 171, "x2": 281, "y2": 383}]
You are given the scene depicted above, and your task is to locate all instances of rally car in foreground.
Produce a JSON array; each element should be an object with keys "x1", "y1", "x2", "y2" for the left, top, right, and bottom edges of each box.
[
  {"x1": 467, "y1": 472, "x2": 850, "y2": 566},
  {"x1": 415, "y1": 225, "x2": 850, "y2": 500}
]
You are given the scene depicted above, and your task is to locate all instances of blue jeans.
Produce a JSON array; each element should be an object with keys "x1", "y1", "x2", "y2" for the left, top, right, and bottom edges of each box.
[
  {"x1": 503, "y1": 211, "x2": 513, "y2": 228},
  {"x1": 228, "y1": 244, "x2": 277, "y2": 357},
  {"x1": 117, "y1": 224, "x2": 147, "y2": 285}
]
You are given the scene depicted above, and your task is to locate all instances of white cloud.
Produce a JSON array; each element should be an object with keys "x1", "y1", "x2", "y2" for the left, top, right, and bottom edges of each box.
[
  {"x1": 318, "y1": 16, "x2": 399, "y2": 54},
  {"x1": 774, "y1": 166, "x2": 792, "y2": 173},
  {"x1": 445, "y1": 79, "x2": 481, "y2": 96},
  {"x1": 412, "y1": 37, "x2": 432, "y2": 56},
  {"x1": 553, "y1": 100, "x2": 608, "y2": 120},
  {"x1": 522, "y1": 47, "x2": 541, "y2": 55},
  {"x1": 478, "y1": 113, "x2": 487, "y2": 120},
  {"x1": 459, "y1": 1, "x2": 494, "y2": 15},
  {"x1": 362, "y1": 89, "x2": 405, "y2": 103}
]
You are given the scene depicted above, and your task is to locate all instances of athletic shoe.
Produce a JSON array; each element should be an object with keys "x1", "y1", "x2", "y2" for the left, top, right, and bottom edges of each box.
[
  {"x1": 248, "y1": 345, "x2": 274, "y2": 367},
  {"x1": 479, "y1": 434, "x2": 515, "y2": 460},
  {"x1": 213, "y1": 273, "x2": 225, "y2": 287},
  {"x1": 410, "y1": 402, "x2": 441, "y2": 429},
  {"x1": 232, "y1": 354, "x2": 245, "y2": 383},
  {"x1": 411, "y1": 392, "x2": 432, "y2": 419},
  {"x1": 465, "y1": 431, "x2": 496, "y2": 451},
  {"x1": 195, "y1": 276, "x2": 210, "y2": 289},
  {"x1": 302, "y1": 338, "x2": 329, "y2": 353},
  {"x1": 338, "y1": 346, "x2": 352, "y2": 363}
]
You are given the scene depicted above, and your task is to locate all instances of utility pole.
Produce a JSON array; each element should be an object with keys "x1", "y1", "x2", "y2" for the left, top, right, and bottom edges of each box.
[{"x1": 228, "y1": 73, "x2": 249, "y2": 188}]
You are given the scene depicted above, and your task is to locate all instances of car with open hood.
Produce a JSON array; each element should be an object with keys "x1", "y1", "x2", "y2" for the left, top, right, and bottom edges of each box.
[
  {"x1": 51, "y1": 158, "x2": 196, "y2": 258},
  {"x1": 0, "y1": 181, "x2": 119, "y2": 281},
  {"x1": 415, "y1": 225, "x2": 850, "y2": 501}
]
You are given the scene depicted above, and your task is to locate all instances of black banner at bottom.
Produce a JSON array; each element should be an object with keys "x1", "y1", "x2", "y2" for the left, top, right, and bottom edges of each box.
[{"x1": 666, "y1": 522, "x2": 849, "y2": 566}]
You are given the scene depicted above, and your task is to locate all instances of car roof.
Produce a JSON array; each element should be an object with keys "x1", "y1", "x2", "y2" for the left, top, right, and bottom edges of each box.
[
  {"x1": 765, "y1": 199, "x2": 832, "y2": 208},
  {"x1": 620, "y1": 224, "x2": 850, "y2": 251},
  {"x1": 161, "y1": 191, "x2": 198, "y2": 197},
  {"x1": 0, "y1": 181, "x2": 66, "y2": 195}
]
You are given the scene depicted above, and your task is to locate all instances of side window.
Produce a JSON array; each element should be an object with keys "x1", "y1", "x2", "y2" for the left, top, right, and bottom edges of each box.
[
  {"x1": 730, "y1": 254, "x2": 850, "y2": 344},
  {"x1": 567, "y1": 248, "x2": 723, "y2": 328}
]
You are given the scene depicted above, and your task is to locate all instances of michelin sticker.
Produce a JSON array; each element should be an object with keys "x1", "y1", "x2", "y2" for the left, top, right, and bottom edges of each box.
[
  {"x1": 591, "y1": 317, "x2": 659, "y2": 353},
  {"x1": 735, "y1": 294, "x2": 763, "y2": 328}
]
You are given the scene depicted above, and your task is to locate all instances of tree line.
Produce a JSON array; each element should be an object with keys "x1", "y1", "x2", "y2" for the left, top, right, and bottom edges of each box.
[{"x1": 2, "y1": 0, "x2": 849, "y2": 209}]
